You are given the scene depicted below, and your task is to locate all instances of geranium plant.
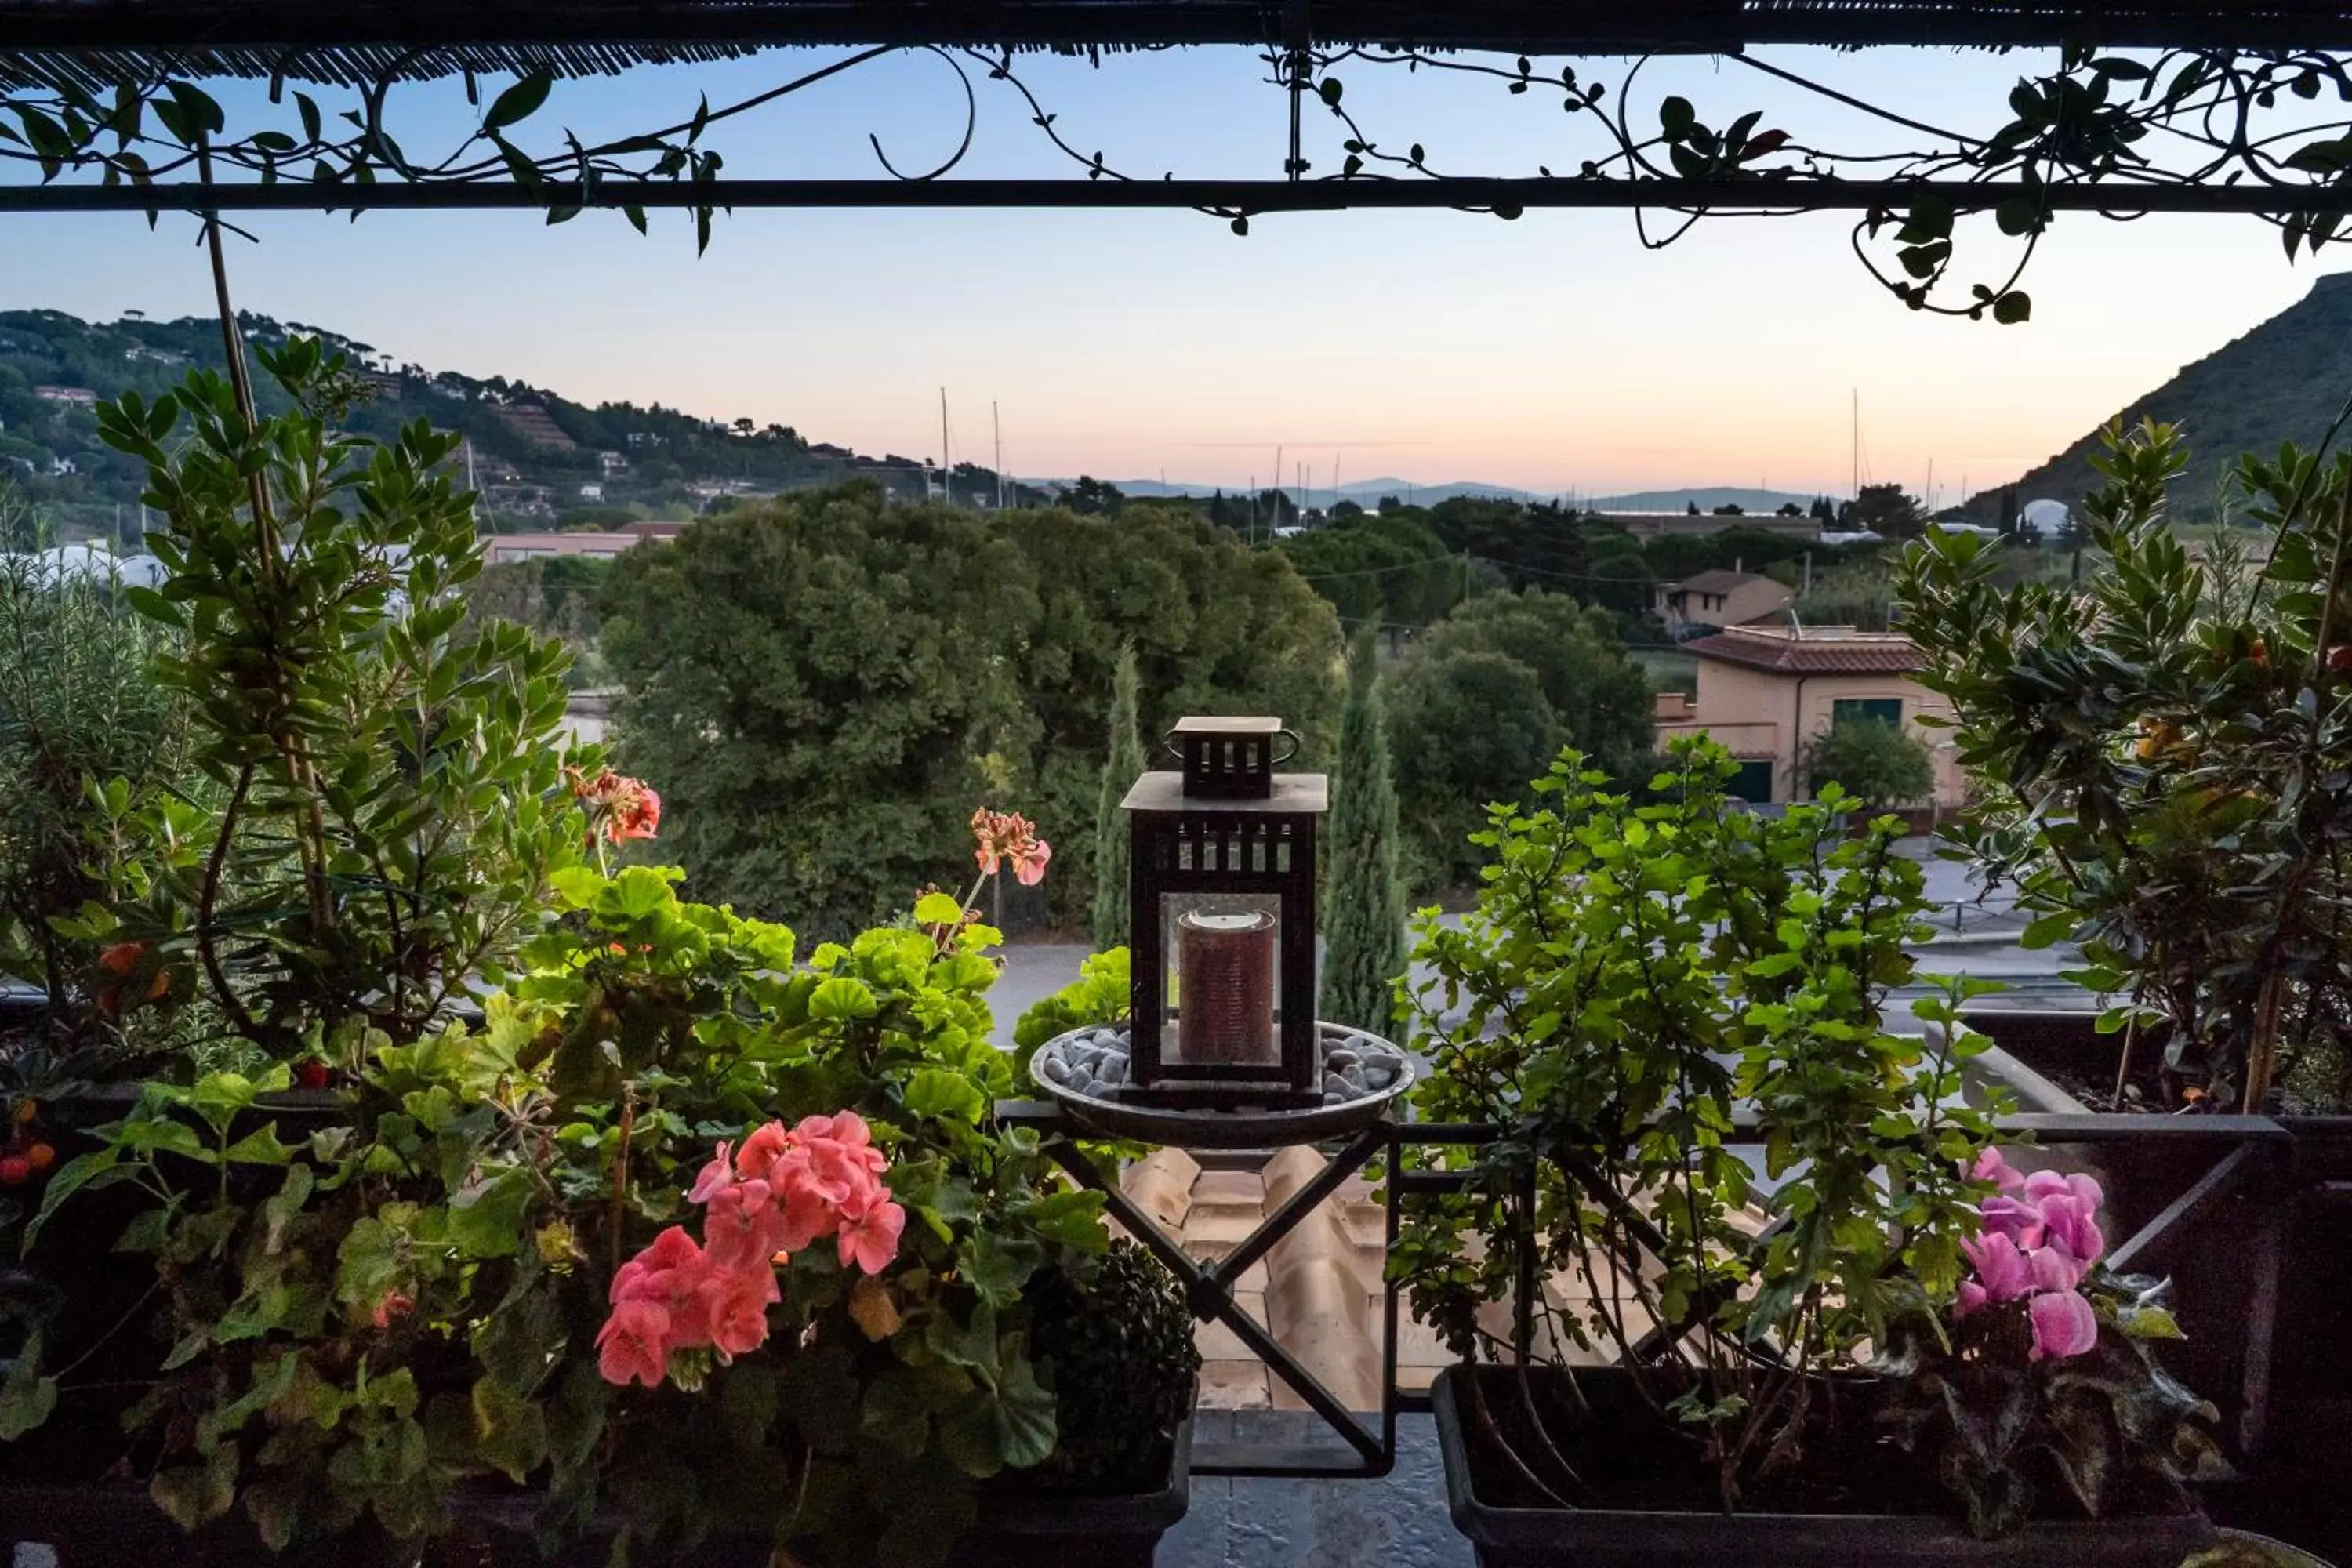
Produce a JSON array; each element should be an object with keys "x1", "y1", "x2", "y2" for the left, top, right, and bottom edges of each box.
[
  {"x1": 1391, "y1": 740, "x2": 2004, "y2": 1510},
  {"x1": 1901, "y1": 421, "x2": 2352, "y2": 1112},
  {"x1": 1878, "y1": 1149, "x2": 2225, "y2": 1535},
  {"x1": 16, "y1": 865, "x2": 1115, "y2": 1566}
]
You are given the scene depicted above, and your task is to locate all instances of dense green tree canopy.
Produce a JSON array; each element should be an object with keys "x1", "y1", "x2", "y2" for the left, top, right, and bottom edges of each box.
[
  {"x1": 602, "y1": 485, "x2": 1039, "y2": 936},
  {"x1": 1385, "y1": 590, "x2": 1655, "y2": 890},
  {"x1": 1276, "y1": 510, "x2": 1463, "y2": 630},
  {"x1": 604, "y1": 487, "x2": 1343, "y2": 937}
]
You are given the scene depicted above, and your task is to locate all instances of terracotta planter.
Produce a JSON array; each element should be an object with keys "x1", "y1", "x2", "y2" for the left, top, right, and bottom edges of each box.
[{"x1": 1431, "y1": 1365, "x2": 2214, "y2": 1568}]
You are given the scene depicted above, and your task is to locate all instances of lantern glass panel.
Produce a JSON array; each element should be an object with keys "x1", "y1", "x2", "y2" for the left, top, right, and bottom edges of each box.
[{"x1": 1158, "y1": 891, "x2": 1283, "y2": 1071}]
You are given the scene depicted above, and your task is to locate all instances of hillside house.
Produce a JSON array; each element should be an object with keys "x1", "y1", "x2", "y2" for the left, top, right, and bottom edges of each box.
[
  {"x1": 482, "y1": 532, "x2": 658, "y2": 564},
  {"x1": 577, "y1": 484, "x2": 604, "y2": 503},
  {"x1": 1654, "y1": 569, "x2": 1793, "y2": 640},
  {"x1": 31, "y1": 386, "x2": 96, "y2": 406},
  {"x1": 1653, "y1": 625, "x2": 1964, "y2": 809}
]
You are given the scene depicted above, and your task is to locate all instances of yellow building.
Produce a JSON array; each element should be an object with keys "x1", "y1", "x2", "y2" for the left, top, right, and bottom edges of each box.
[{"x1": 1653, "y1": 625, "x2": 1965, "y2": 808}]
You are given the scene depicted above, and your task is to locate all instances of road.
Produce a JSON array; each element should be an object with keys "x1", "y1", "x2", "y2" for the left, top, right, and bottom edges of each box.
[{"x1": 985, "y1": 839, "x2": 2085, "y2": 1047}]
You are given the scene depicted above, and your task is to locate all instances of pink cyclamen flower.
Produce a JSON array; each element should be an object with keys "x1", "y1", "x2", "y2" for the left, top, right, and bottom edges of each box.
[
  {"x1": 1959, "y1": 1231, "x2": 2037, "y2": 1308},
  {"x1": 1968, "y1": 1147, "x2": 2027, "y2": 1193},
  {"x1": 597, "y1": 1298, "x2": 671, "y2": 1387},
  {"x1": 1978, "y1": 1195, "x2": 2048, "y2": 1250},
  {"x1": 2028, "y1": 1288, "x2": 2101, "y2": 1361}
]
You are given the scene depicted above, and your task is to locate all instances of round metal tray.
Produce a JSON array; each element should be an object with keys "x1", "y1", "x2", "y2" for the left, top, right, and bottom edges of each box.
[{"x1": 1028, "y1": 1020, "x2": 1420, "y2": 1149}]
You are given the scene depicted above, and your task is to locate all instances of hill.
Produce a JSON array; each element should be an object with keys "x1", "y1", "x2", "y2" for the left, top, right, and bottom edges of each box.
[
  {"x1": 1975, "y1": 271, "x2": 2352, "y2": 521},
  {"x1": 0, "y1": 307, "x2": 1045, "y2": 543}
]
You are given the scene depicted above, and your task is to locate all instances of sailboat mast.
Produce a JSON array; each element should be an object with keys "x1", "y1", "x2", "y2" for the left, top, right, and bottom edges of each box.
[
  {"x1": 939, "y1": 387, "x2": 950, "y2": 506},
  {"x1": 993, "y1": 402, "x2": 1004, "y2": 510}
]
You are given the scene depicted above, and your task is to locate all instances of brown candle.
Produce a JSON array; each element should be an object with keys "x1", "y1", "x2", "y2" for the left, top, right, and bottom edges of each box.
[{"x1": 1176, "y1": 909, "x2": 1277, "y2": 1066}]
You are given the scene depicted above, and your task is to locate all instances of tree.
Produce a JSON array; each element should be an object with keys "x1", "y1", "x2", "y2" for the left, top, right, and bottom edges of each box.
[
  {"x1": 1802, "y1": 716, "x2": 1934, "y2": 808},
  {"x1": 997, "y1": 503, "x2": 1345, "y2": 928},
  {"x1": 1090, "y1": 647, "x2": 1144, "y2": 950},
  {"x1": 1838, "y1": 483, "x2": 1930, "y2": 539},
  {"x1": 1385, "y1": 590, "x2": 1656, "y2": 888},
  {"x1": 603, "y1": 484, "x2": 1039, "y2": 938},
  {"x1": 1810, "y1": 495, "x2": 1837, "y2": 524},
  {"x1": 1065, "y1": 475, "x2": 1127, "y2": 516},
  {"x1": 1319, "y1": 630, "x2": 1407, "y2": 1034}
]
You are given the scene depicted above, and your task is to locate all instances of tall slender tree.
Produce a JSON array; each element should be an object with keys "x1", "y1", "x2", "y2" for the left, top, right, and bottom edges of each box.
[
  {"x1": 1319, "y1": 629, "x2": 1408, "y2": 1033},
  {"x1": 1091, "y1": 646, "x2": 1145, "y2": 950}
]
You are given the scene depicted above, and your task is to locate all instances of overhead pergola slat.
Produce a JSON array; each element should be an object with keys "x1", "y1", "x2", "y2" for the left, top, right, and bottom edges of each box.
[{"x1": 7, "y1": 2, "x2": 2352, "y2": 91}]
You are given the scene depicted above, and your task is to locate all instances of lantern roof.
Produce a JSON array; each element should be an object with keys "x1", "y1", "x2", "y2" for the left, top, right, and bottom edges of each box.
[{"x1": 1120, "y1": 771, "x2": 1327, "y2": 815}]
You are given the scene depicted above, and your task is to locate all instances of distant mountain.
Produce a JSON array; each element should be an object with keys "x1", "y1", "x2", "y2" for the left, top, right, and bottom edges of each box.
[
  {"x1": 1087, "y1": 477, "x2": 1530, "y2": 506},
  {"x1": 1973, "y1": 271, "x2": 2352, "y2": 521},
  {"x1": 0, "y1": 307, "x2": 1042, "y2": 543},
  {"x1": 1079, "y1": 478, "x2": 1820, "y2": 513},
  {"x1": 1584, "y1": 487, "x2": 1820, "y2": 515}
]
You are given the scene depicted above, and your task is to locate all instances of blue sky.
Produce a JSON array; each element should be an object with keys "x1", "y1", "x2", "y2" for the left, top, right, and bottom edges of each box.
[{"x1": 0, "y1": 44, "x2": 2336, "y2": 498}]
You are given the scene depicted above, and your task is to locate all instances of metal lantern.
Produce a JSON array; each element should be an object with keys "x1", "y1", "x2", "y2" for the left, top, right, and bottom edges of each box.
[{"x1": 1123, "y1": 716, "x2": 1326, "y2": 1108}]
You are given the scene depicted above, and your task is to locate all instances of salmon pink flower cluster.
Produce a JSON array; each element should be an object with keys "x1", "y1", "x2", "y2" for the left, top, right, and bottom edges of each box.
[
  {"x1": 568, "y1": 766, "x2": 662, "y2": 846},
  {"x1": 597, "y1": 1112, "x2": 906, "y2": 1388},
  {"x1": 1957, "y1": 1148, "x2": 2106, "y2": 1362},
  {"x1": 971, "y1": 808, "x2": 1051, "y2": 887}
]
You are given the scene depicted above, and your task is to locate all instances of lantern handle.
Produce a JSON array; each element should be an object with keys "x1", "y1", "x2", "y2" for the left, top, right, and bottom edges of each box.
[{"x1": 1269, "y1": 728, "x2": 1300, "y2": 766}]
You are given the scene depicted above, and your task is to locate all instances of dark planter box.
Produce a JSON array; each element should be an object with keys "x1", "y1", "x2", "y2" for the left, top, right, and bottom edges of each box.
[
  {"x1": 0, "y1": 1415, "x2": 1191, "y2": 1568},
  {"x1": 1431, "y1": 1365, "x2": 2213, "y2": 1568}
]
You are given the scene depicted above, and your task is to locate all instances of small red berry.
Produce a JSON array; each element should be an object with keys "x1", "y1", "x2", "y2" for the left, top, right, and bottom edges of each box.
[
  {"x1": 295, "y1": 1060, "x2": 332, "y2": 1091},
  {"x1": 2329, "y1": 645, "x2": 2352, "y2": 673},
  {"x1": 2249, "y1": 637, "x2": 2270, "y2": 666},
  {"x1": 1, "y1": 1156, "x2": 33, "y2": 1186}
]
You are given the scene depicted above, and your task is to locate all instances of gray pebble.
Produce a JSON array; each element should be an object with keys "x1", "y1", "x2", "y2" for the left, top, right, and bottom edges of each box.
[
  {"x1": 1322, "y1": 1090, "x2": 1346, "y2": 1106},
  {"x1": 1068, "y1": 1069, "x2": 1095, "y2": 1096},
  {"x1": 1038, "y1": 1054, "x2": 1070, "y2": 1086},
  {"x1": 1098, "y1": 1057, "x2": 1127, "y2": 1085},
  {"x1": 1363, "y1": 1063, "x2": 1397, "y2": 1091},
  {"x1": 1325, "y1": 1048, "x2": 1361, "y2": 1071},
  {"x1": 1322, "y1": 1071, "x2": 1353, "y2": 1098}
]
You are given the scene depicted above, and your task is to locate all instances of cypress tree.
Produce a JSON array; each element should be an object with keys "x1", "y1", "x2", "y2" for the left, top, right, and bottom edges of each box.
[
  {"x1": 1319, "y1": 628, "x2": 1408, "y2": 1034},
  {"x1": 1091, "y1": 646, "x2": 1145, "y2": 950}
]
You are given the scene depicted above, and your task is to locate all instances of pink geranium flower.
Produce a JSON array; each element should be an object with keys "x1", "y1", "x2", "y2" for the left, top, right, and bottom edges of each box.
[
  {"x1": 599, "y1": 1112, "x2": 904, "y2": 1388},
  {"x1": 971, "y1": 808, "x2": 1051, "y2": 887},
  {"x1": 837, "y1": 1192, "x2": 907, "y2": 1277},
  {"x1": 597, "y1": 1298, "x2": 671, "y2": 1387}
]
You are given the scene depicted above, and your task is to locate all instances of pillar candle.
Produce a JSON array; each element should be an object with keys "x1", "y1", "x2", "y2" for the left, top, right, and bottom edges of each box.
[{"x1": 1176, "y1": 909, "x2": 1277, "y2": 1065}]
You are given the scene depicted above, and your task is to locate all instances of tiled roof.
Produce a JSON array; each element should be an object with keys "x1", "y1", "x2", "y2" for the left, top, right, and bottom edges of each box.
[
  {"x1": 1668, "y1": 568, "x2": 1777, "y2": 596},
  {"x1": 1686, "y1": 626, "x2": 1925, "y2": 676}
]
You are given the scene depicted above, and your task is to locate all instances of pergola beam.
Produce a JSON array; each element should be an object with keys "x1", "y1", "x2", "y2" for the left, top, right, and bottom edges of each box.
[
  {"x1": 9, "y1": 2, "x2": 2352, "y2": 78},
  {"x1": 4, "y1": 175, "x2": 2349, "y2": 216}
]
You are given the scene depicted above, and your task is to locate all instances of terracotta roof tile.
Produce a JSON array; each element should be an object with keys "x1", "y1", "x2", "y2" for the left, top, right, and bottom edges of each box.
[{"x1": 1685, "y1": 628, "x2": 1925, "y2": 676}]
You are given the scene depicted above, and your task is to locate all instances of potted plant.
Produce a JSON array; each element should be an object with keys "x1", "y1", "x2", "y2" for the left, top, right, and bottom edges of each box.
[
  {"x1": 1900, "y1": 421, "x2": 2352, "y2": 1119},
  {"x1": 1393, "y1": 741, "x2": 2221, "y2": 1566}
]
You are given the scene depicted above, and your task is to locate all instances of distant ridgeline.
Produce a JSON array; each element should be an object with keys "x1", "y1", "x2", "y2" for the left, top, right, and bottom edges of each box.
[
  {"x1": 1972, "y1": 273, "x2": 2352, "y2": 524},
  {"x1": 0, "y1": 307, "x2": 1047, "y2": 543}
]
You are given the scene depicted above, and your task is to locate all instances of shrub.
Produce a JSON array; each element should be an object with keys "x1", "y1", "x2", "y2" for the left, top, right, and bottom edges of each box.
[
  {"x1": 1802, "y1": 713, "x2": 1936, "y2": 808},
  {"x1": 1022, "y1": 1240, "x2": 1200, "y2": 1492}
]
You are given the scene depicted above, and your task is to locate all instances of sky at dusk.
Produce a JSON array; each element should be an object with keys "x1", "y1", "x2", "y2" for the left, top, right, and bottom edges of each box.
[{"x1": 0, "y1": 43, "x2": 2339, "y2": 501}]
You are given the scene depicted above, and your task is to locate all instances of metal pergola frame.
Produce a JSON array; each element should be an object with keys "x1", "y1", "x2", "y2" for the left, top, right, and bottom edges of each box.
[{"x1": 5, "y1": 176, "x2": 2352, "y2": 216}]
